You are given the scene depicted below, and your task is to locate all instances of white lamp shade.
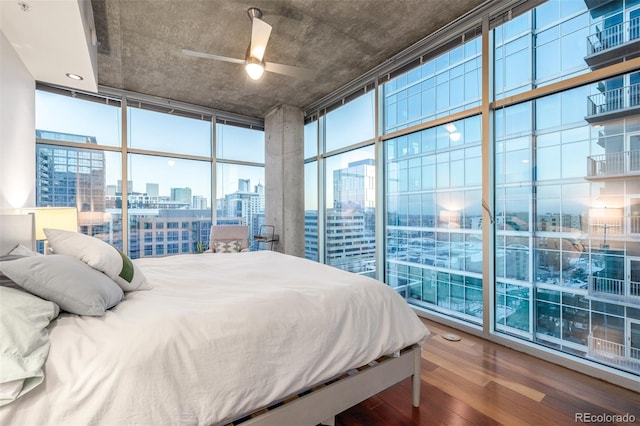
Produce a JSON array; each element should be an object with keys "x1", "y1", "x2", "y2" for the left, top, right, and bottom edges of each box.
[{"x1": 28, "y1": 207, "x2": 78, "y2": 240}]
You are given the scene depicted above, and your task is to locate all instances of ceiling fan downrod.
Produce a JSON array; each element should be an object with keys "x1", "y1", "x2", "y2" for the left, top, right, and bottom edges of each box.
[{"x1": 247, "y1": 7, "x2": 263, "y2": 20}]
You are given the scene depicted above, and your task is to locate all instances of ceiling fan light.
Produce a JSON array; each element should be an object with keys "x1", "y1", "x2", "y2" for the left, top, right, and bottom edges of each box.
[{"x1": 245, "y1": 59, "x2": 265, "y2": 80}]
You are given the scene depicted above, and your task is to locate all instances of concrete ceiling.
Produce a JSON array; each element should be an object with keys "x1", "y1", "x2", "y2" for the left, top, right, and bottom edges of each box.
[{"x1": 92, "y1": 0, "x2": 488, "y2": 119}]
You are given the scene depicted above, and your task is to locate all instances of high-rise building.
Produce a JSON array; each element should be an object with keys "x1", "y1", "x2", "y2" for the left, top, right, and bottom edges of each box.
[
  {"x1": 192, "y1": 195, "x2": 208, "y2": 209},
  {"x1": 325, "y1": 159, "x2": 376, "y2": 277},
  {"x1": 333, "y1": 159, "x2": 376, "y2": 210},
  {"x1": 238, "y1": 178, "x2": 250, "y2": 193},
  {"x1": 35, "y1": 131, "x2": 114, "y2": 242},
  {"x1": 223, "y1": 179, "x2": 263, "y2": 240},
  {"x1": 146, "y1": 183, "x2": 159, "y2": 198},
  {"x1": 117, "y1": 180, "x2": 133, "y2": 194},
  {"x1": 170, "y1": 187, "x2": 192, "y2": 204}
]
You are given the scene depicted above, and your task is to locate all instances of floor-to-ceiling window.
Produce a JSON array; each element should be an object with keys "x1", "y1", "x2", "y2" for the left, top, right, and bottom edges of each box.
[
  {"x1": 493, "y1": 0, "x2": 640, "y2": 377},
  {"x1": 304, "y1": 0, "x2": 640, "y2": 385},
  {"x1": 35, "y1": 90, "x2": 123, "y2": 248},
  {"x1": 126, "y1": 103, "x2": 213, "y2": 258},
  {"x1": 383, "y1": 35, "x2": 483, "y2": 324},
  {"x1": 216, "y1": 123, "x2": 265, "y2": 250},
  {"x1": 35, "y1": 87, "x2": 264, "y2": 258},
  {"x1": 304, "y1": 120, "x2": 319, "y2": 261},
  {"x1": 305, "y1": 90, "x2": 377, "y2": 276},
  {"x1": 386, "y1": 116, "x2": 483, "y2": 323}
]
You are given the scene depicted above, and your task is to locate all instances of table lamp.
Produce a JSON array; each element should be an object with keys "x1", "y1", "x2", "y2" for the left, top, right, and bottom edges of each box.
[{"x1": 26, "y1": 207, "x2": 78, "y2": 254}]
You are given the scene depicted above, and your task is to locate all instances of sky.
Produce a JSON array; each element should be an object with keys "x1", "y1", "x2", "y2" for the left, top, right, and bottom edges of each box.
[{"x1": 35, "y1": 90, "x2": 265, "y2": 200}]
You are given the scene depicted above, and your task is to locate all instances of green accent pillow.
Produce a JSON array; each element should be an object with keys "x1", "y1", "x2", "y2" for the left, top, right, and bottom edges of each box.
[
  {"x1": 116, "y1": 248, "x2": 134, "y2": 282},
  {"x1": 44, "y1": 228, "x2": 150, "y2": 292}
]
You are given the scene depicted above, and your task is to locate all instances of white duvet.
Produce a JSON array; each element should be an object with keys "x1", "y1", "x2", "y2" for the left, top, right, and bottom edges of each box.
[{"x1": 0, "y1": 251, "x2": 429, "y2": 425}]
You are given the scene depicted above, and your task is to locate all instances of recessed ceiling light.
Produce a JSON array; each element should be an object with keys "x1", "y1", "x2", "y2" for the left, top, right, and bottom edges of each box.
[{"x1": 66, "y1": 73, "x2": 83, "y2": 81}]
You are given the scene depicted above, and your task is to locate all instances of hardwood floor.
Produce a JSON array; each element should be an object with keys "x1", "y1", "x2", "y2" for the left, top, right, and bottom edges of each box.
[{"x1": 335, "y1": 318, "x2": 640, "y2": 426}]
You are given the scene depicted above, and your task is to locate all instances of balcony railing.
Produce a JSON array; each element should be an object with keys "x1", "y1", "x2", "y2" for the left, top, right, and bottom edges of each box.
[
  {"x1": 588, "y1": 335, "x2": 640, "y2": 373},
  {"x1": 587, "y1": 17, "x2": 640, "y2": 56},
  {"x1": 587, "y1": 84, "x2": 640, "y2": 120},
  {"x1": 587, "y1": 150, "x2": 640, "y2": 178},
  {"x1": 588, "y1": 276, "x2": 640, "y2": 302}
]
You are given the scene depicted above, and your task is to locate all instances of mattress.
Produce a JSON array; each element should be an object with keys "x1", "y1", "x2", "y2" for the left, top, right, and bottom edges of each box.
[{"x1": 0, "y1": 250, "x2": 429, "y2": 425}]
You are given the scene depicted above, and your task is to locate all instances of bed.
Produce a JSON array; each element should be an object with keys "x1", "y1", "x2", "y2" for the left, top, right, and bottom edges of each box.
[{"x1": 0, "y1": 215, "x2": 430, "y2": 425}]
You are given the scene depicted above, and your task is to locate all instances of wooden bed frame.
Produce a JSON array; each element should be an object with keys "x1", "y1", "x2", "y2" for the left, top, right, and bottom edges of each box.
[
  {"x1": 0, "y1": 214, "x2": 423, "y2": 425},
  {"x1": 231, "y1": 344, "x2": 422, "y2": 426}
]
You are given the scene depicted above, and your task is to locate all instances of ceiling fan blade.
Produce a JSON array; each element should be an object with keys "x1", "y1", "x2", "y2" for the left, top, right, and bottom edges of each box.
[
  {"x1": 250, "y1": 18, "x2": 272, "y2": 61},
  {"x1": 264, "y1": 61, "x2": 318, "y2": 81},
  {"x1": 181, "y1": 49, "x2": 245, "y2": 65}
]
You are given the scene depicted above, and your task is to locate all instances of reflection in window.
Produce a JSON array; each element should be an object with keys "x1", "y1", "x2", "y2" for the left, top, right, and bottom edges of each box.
[
  {"x1": 384, "y1": 37, "x2": 481, "y2": 134},
  {"x1": 496, "y1": 71, "x2": 640, "y2": 374},
  {"x1": 325, "y1": 147, "x2": 376, "y2": 277},
  {"x1": 386, "y1": 116, "x2": 482, "y2": 324}
]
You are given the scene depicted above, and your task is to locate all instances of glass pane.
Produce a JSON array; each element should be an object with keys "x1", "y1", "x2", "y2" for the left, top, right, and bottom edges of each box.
[
  {"x1": 494, "y1": 2, "x2": 592, "y2": 100},
  {"x1": 325, "y1": 146, "x2": 376, "y2": 277},
  {"x1": 36, "y1": 90, "x2": 121, "y2": 147},
  {"x1": 128, "y1": 106, "x2": 212, "y2": 156},
  {"x1": 386, "y1": 116, "x2": 482, "y2": 324},
  {"x1": 305, "y1": 161, "x2": 318, "y2": 261},
  {"x1": 216, "y1": 123, "x2": 264, "y2": 162},
  {"x1": 36, "y1": 144, "x2": 122, "y2": 250},
  {"x1": 383, "y1": 36, "x2": 481, "y2": 134},
  {"x1": 127, "y1": 154, "x2": 212, "y2": 258},
  {"x1": 496, "y1": 70, "x2": 640, "y2": 375},
  {"x1": 325, "y1": 91, "x2": 375, "y2": 151},
  {"x1": 216, "y1": 163, "x2": 265, "y2": 249},
  {"x1": 304, "y1": 121, "x2": 318, "y2": 159}
]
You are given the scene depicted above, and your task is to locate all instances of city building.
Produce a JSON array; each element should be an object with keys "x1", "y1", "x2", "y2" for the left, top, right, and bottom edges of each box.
[
  {"x1": 170, "y1": 187, "x2": 192, "y2": 204},
  {"x1": 35, "y1": 131, "x2": 113, "y2": 241}
]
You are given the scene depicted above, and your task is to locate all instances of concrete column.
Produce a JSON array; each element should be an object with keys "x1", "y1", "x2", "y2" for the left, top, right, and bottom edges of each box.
[{"x1": 264, "y1": 104, "x2": 305, "y2": 257}]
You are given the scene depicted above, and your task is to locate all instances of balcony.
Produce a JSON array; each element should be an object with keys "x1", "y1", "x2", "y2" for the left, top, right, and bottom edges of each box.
[
  {"x1": 585, "y1": 84, "x2": 640, "y2": 123},
  {"x1": 588, "y1": 335, "x2": 640, "y2": 374},
  {"x1": 585, "y1": 17, "x2": 640, "y2": 69},
  {"x1": 586, "y1": 150, "x2": 640, "y2": 179},
  {"x1": 588, "y1": 275, "x2": 640, "y2": 303}
]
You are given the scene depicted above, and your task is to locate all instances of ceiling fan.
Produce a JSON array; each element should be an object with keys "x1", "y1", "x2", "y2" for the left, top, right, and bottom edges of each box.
[{"x1": 182, "y1": 7, "x2": 317, "y2": 81}]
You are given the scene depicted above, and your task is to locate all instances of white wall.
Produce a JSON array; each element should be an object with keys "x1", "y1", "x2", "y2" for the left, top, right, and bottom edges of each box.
[{"x1": 0, "y1": 31, "x2": 35, "y2": 212}]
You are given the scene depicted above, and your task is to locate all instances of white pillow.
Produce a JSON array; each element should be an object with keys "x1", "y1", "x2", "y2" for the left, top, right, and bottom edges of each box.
[
  {"x1": 44, "y1": 228, "x2": 149, "y2": 292},
  {"x1": 0, "y1": 255, "x2": 123, "y2": 316},
  {"x1": 0, "y1": 287, "x2": 59, "y2": 406}
]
